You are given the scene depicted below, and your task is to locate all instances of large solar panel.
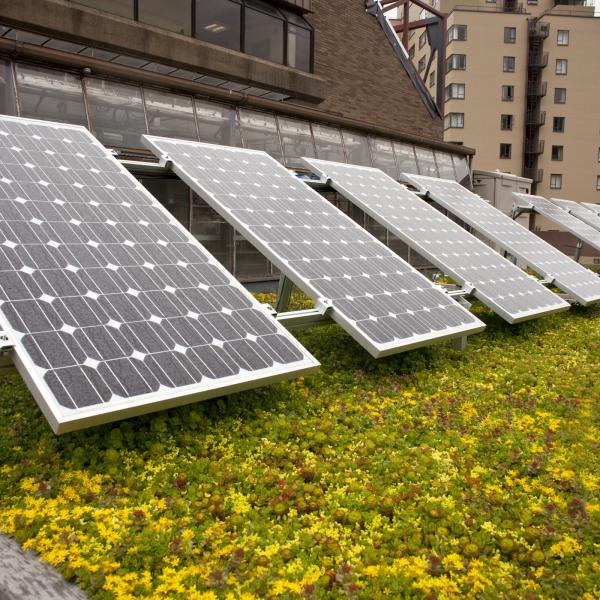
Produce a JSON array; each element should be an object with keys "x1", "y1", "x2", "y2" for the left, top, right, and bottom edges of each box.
[
  {"x1": 143, "y1": 137, "x2": 485, "y2": 357},
  {"x1": 551, "y1": 197, "x2": 600, "y2": 232},
  {"x1": 0, "y1": 116, "x2": 319, "y2": 433},
  {"x1": 402, "y1": 174, "x2": 600, "y2": 305},
  {"x1": 303, "y1": 159, "x2": 569, "y2": 324},
  {"x1": 582, "y1": 202, "x2": 600, "y2": 218},
  {"x1": 514, "y1": 193, "x2": 600, "y2": 253}
]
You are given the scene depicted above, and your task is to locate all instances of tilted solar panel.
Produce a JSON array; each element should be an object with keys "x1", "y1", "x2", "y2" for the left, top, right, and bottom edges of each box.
[
  {"x1": 302, "y1": 159, "x2": 569, "y2": 324},
  {"x1": 551, "y1": 197, "x2": 600, "y2": 232},
  {"x1": 402, "y1": 174, "x2": 600, "y2": 306},
  {"x1": 143, "y1": 137, "x2": 485, "y2": 358},
  {"x1": 582, "y1": 202, "x2": 600, "y2": 218},
  {"x1": 514, "y1": 193, "x2": 600, "y2": 253},
  {"x1": 0, "y1": 116, "x2": 319, "y2": 433}
]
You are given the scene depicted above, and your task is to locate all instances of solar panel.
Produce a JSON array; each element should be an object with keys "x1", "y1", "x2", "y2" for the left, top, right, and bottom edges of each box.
[
  {"x1": 514, "y1": 193, "x2": 600, "y2": 253},
  {"x1": 0, "y1": 116, "x2": 319, "y2": 433},
  {"x1": 303, "y1": 159, "x2": 569, "y2": 324},
  {"x1": 582, "y1": 202, "x2": 600, "y2": 218},
  {"x1": 143, "y1": 137, "x2": 485, "y2": 357},
  {"x1": 551, "y1": 197, "x2": 600, "y2": 232},
  {"x1": 402, "y1": 174, "x2": 600, "y2": 306}
]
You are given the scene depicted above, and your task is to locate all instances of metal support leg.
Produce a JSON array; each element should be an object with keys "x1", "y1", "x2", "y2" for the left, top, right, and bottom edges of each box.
[
  {"x1": 574, "y1": 239, "x2": 583, "y2": 263},
  {"x1": 452, "y1": 336, "x2": 468, "y2": 351},
  {"x1": 275, "y1": 276, "x2": 294, "y2": 313}
]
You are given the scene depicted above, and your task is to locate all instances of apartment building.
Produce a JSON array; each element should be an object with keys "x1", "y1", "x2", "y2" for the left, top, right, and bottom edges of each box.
[
  {"x1": 0, "y1": 0, "x2": 473, "y2": 282},
  {"x1": 405, "y1": 0, "x2": 600, "y2": 206}
]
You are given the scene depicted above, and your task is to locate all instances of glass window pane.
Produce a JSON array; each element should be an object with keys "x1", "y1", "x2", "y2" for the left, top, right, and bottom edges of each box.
[
  {"x1": 278, "y1": 117, "x2": 314, "y2": 168},
  {"x1": 288, "y1": 24, "x2": 311, "y2": 71},
  {"x1": 16, "y1": 64, "x2": 87, "y2": 126},
  {"x1": 452, "y1": 154, "x2": 470, "y2": 185},
  {"x1": 312, "y1": 123, "x2": 345, "y2": 162},
  {"x1": 195, "y1": 0, "x2": 241, "y2": 51},
  {"x1": 393, "y1": 142, "x2": 419, "y2": 175},
  {"x1": 388, "y1": 233, "x2": 409, "y2": 261},
  {"x1": 138, "y1": 0, "x2": 192, "y2": 35},
  {"x1": 239, "y1": 109, "x2": 282, "y2": 161},
  {"x1": 414, "y1": 146, "x2": 439, "y2": 176},
  {"x1": 365, "y1": 215, "x2": 387, "y2": 245},
  {"x1": 85, "y1": 78, "x2": 147, "y2": 148},
  {"x1": 195, "y1": 99, "x2": 241, "y2": 146},
  {"x1": 342, "y1": 130, "x2": 371, "y2": 166},
  {"x1": 0, "y1": 60, "x2": 17, "y2": 117},
  {"x1": 235, "y1": 233, "x2": 271, "y2": 279},
  {"x1": 144, "y1": 89, "x2": 197, "y2": 140},
  {"x1": 70, "y1": 0, "x2": 134, "y2": 18},
  {"x1": 192, "y1": 192, "x2": 234, "y2": 272},
  {"x1": 245, "y1": 5, "x2": 284, "y2": 64},
  {"x1": 139, "y1": 177, "x2": 190, "y2": 229},
  {"x1": 434, "y1": 151, "x2": 456, "y2": 180},
  {"x1": 370, "y1": 138, "x2": 398, "y2": 179}
]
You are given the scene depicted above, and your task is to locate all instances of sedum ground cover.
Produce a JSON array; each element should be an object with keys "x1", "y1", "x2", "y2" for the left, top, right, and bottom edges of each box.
[{"x1": 0, "y1": 295, "x2": 599, "y2": 599}]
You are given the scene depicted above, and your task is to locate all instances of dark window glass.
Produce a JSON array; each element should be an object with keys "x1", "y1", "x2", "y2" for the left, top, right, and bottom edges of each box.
[
  {"x1": 553, "y1": 116, "x2": 565, "y2": 132},
  {"x1": 504, "y1": 27, "x2": 516, "y2": 43},
  {"x1": 388, "y1": 234, "x2": 409, "y2": 261},
  {"x1": 342, "y1": 130, "x2": 371, "y2": 166},
  {"x1": 144, "y1": 89, "x2": 197, "y2": 140},
  {"x1": 393, "y1": 142, "x2": 419, "y2": 175},
  {"x1": 312, "y1": 123, "x2": 345, "y2": 162},
  {"x1": 85, "y1": 78, "x2": 147, "y2": 148},
  {"x1": 551, "y1": 145, "x2": 563, "y2": 161},
  {"x1": 16, "y1": 64, "x2": 87, "y2": 126},
  {"x1": 195, "y1": 99, "x2": 241, "y2": 146},
  {"x1": 195, "y1": 0, "x2": 242, "y2": 52},
  {"x1": 244, "y1": 1, "x2": 285, "y2": 64},
  {"x1": 239, "y1": 109, "x2": 283, "y2": 161},
  {"x1": 503, "y1": 56, "x2": 515, "y2": 72},
  {"x1": 0, "y1": 60, "x2": 17, "y2": 117},
  {"x1": 366, "y1": 215, "x2": 387, "y2": 246},
  {"x1": 287, "y1": 24, "x2": 311, "y2": 71},
  {"x1": 501, "y1": 85, "x2": 514, "y2": 101},
  {"x1": 452, "y1": 155, "x2": 470, "y2": 184},
  {"x1": 501, "y1": 114, "x2": 513, "y2": 130},
  {"x1": 235, "y1": 233, "x2": 271, "y2": 278},
  {"x1": 554, "y1": 88, "x2": 566, "y2": 104},
  {"x1": 70, "y1": 0, "x2": 134, "y2": 18},
  {"x1": 500, "y1": 143, "x2": 511, "y2": 159},
  {"x1": 192, "y1": 192, "x2": 234, "y2": 272},
  {"x1": 138, "y1": 0, "x2": 192, "y2": 35},
  {"x1": 139, "y1": 178, "x2": 190, "y2": 229},
  {"x1": 278, "y1": 117, "x2": 315, "y2": 168}
]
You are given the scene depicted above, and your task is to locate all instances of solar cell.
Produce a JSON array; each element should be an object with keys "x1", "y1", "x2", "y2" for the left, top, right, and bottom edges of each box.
[
  {"x1": 551, "y1": 197, "x2": 600, "y2": 232},
  {"x1": 303, "y1": 159, "x2": 569, "y2": 323},
  {"x1": 0, "y1": 116, "x2": 319, "y2": 433},
  {"x1": 143, "y1": 137, "x2": 485, "y2": 358},
  {"x1": 402, "y1": 174, "x2": 600, "y2": 305},
  {"x1": 514, "y1": 193, "x2": 600, "y2": 253}
]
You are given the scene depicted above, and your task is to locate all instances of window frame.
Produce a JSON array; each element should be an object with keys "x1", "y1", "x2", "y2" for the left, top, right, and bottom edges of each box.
[
  {"x1": 557, "y1": 29, "x2": 569, "y2": 46},
  {"x1": 597, "y1": 175, "x2": 600, "y2": 191},
  {"x1": 504, "y1": 27, "x2": 516, "y2": 44},
  {"x1": 446, "y1": 53, "x2": 466, "y2": 72},
  {"x1": 445, "y1": 82, "x2": 465, "y2": 100},
  {"x1": 499, "y1": 143, "x2": 512, "y2": 159},
  {"x1": 444, "y1": 112, "x2": 464, "y2": 129},
  {"x1": 554, "y1": 87, "x2": 567, "y2": 104},
  {"x1": 550, "y1": 173, "x2": 563, "y2": 190},
  {"x1": 501, "y1": 84, "x2": 514, "y2": 102},
  {"x1": 555, "y1": 58, "x2": 568, "y2": 75},
  {"x1": 551, "y1": 145, "x2": 564, "y2": 161},
  {"x1": 500, "y1": 114, "x2": 513, "y2": 130},
  {"x1": 553, "y1": 116, "x2": 565, "y2": 132},
  {"x1": 448, "y1": 24, "x2": 467, "y2": 42},
  {"x1": 503, "y1": 56, "x2": 515, "y2": 73}
]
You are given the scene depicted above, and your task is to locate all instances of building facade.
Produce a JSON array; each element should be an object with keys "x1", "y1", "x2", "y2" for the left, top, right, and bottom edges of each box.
[
  {"x1": 0, "y1": 0, "x2": 473, "y2": 281},
  {"x1": 405, "y1": 0, "x2": 599, "y2": 208}
]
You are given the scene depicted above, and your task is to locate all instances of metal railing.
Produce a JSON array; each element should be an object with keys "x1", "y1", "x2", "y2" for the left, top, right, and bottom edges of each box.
[
  {"x1": 526, "y1": 110, "x2": 546, "y2": 126},
  {"x1": 524, "y1": 140, "x2": 545, "y2": 154},
  {"x1": 523, "y1": 167, "x2": 544, "y2": 182},
  {"x1": 527, "y1": 81, "x2": 547, "y2": 97}
]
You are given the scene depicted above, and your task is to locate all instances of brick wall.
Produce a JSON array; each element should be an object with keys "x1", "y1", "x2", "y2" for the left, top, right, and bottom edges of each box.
[{"x1": 307, "y1": 0, "x2": 443, "y2": 139}]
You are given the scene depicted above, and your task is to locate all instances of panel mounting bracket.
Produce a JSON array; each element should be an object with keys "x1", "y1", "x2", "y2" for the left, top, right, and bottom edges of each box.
[
  {"x1": 158, "y1": 154, "x2": 173, "y2": 169},
  {"x1": 0, "y1": 331, "x2": 14, "y2": 354}
]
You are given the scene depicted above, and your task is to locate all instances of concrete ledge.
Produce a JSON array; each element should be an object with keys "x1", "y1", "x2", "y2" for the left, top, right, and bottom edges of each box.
[{"x1": 0, "y1": 0, "x2": 327, "y2": 103}]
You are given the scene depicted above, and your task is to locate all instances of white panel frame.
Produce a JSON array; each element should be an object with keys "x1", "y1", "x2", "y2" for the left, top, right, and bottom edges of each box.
[
  {"x1": 551, "y1": 197, "x2": 600, "y2": 232},
  {"x1": 143, "y1": 136, "x2": 485, "y2": 358},
  {"x1": 303, "y1": 159, "x2": 569, "y2": 324},
  {"x1": 0, "y1": 116, "x2": 319, "y2": 434}
]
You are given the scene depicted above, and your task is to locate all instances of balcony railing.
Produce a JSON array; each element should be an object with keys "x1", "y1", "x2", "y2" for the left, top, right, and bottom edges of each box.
[
  {"x1": 524, "y1": 140, "x2": 545, "y2": 154},
  {"x1": 523, "y1": 167, "x2": 544, "y2": 183},
  {"x1": 527, "y1": 81, "x2": 547, "y2": 97},
  {"x1": 528, "y1": 21, "x2": 550, "y2": 38},
  {"x1": 526, "y1": 110, "x2": 546, "y2": 126},
  {"x1": 528, "y1": 52, "x2": 548, "y2": 68}
]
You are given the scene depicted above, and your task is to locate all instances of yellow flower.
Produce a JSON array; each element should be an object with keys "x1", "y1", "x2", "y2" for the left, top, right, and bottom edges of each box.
[{"x1": 550, "y1": 535, "x2": 581, "y2": 558}]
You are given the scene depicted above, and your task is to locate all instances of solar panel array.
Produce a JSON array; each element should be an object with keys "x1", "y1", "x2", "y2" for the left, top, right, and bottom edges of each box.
[
  {"x1": 303, "y1": 159, "x2": 569, "y2": 323},
  {"x1": 0, "y1": 116, "x2": 319, "y2": 433},
  {"x1": 143, "y1": 137, "x2": 485, "y2": 357},
  {"x1": 552, "y1": 197, "x2": 600, "y2": 232},
  {"x1": 514, "y1": 193, "x2": 600, "y2": 253},
  {"x1": 402, "y1": 174, "x2": 600, "y2": 305},
  {"x1": 582, "y1": 202, "x2": 600, "y2": 218}
]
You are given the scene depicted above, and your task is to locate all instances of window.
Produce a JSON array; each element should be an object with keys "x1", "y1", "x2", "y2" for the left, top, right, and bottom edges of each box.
[
  {"x1": 597, "y1": 176, "x2": 600, "y2": 191},
  {"x1": 555, "y1": 59, "x2": 568, "y2": 75},
  {"x1": 286, "y1": 10, "x2": 312, "y2": 72},
  {"x1": 71, "y1": 0, "x2": 134, "y2": 18},
  {"x1": 418, "y1": 56, "x2": 426, "y2": 73},
  {"x1": 244, "y1": 1, "x2": 285, "y2": 64},
  {"x1": 419, "y1": 31, "x2": 427, "y2": 49},
  {"x1": 551, "y1": 145, "x2": 564, "y2": 161},
  {"x1": 446, "y1": 54, "x2": 466, "y2": 72},
  {"x1": 444, "y1": 112, "x2": 464, "y2": 129},
  {"x1": 557, "y1": 30, "x2": 569, "y2": 46},
  {"x1": 0, "y1": 61, "x2": 16, "y2": 117},
  {"x1": 434, "y1": 151, "x2": 456, "y2": 179},
  {"x1": 278, "y1": 117, "x2": 315, "y2": 168},
  {"x1": 145, "y1": 89, "x2": 198, "y2": 140},
  {"x1": 141, "y1": 178, "x2": 191, "y2": 231},
  {"x1": 409, "y1": 45, "x2": 415, "y2": 59},
  {"x1": 312, "y1": 123, "x2": 346, "y2": 163},
  {"x1": 500, "y1": 143, "x2": 512, "y2": 159},
  {"x1": 501, "y1": 114, "x2": 513, "y2": 130},
  {"x1": 598, "y1": 147, "x2": 600, "y2": 162},
  {"x1": 448, "y1": 25, "x2": 467, "y2": 42},
  {"x1": 445, "y1": 83, "x2": 465, "y2": 100},
  {"x1": 550, "y1": 174, "x2": 563, "y2": 189},
  {"x1": 196, "y1": 0, "x2": 242, "y2": 52},
  {"x1": 501, "y1": 85, "x2": 514, "y2": 101},
  {"x1": 429, "y1": 71, "x2": 436, "y2": 88},
  {"x1": 393, "y1": 142, "x2": 419, "y2": 174},
  {"x1": 554, "y1": 88, "x2": 567, "y2": 104},
  {"x1": 239, "y1": 108, "x2": 283, "y2": 161},
  {"x1": 503, "y1": 56, "x2": 516, "y2": 72},
  {"x1": 370, "y1": 138, "x2": 398, "y2": 179},
  {"x1": 414, "y1": 147, "x2": 439, "y2": 176},
  {"x1": 342, "y1": 130, "x2": 371, "y2": 166},
  {"x1": 195, "y1": 99, "x2": 241, "y2": 146},
  {"x1": 504, "y1": 27, "x2": 516, "y2": 43},
  {"x1": 138, "y1": 0, "x2": 192, "y2": 35},
  {"x1": 553, "y1": 116, "x2": 565, "y2": 132}
]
